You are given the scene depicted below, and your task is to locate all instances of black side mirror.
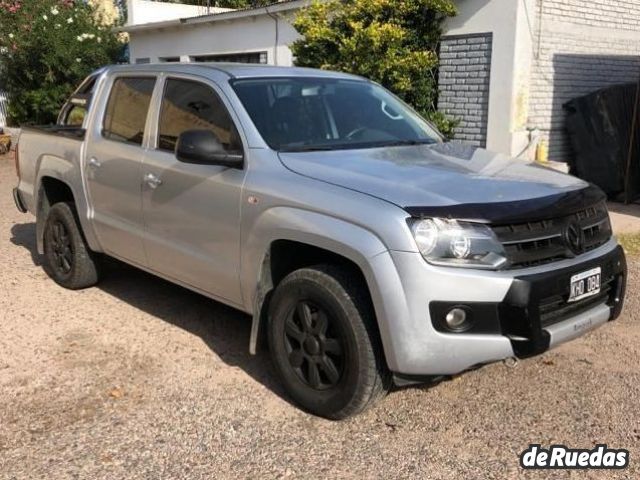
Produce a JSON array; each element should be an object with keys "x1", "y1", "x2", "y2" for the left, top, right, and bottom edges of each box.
[{"x1": 175, "y1": 129, "x2": 244, "y2": 169}]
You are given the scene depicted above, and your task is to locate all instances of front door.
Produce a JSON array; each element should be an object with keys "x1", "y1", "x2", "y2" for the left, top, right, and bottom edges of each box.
[
  {"x1": 84, "y1": 75, "x2": 157, "y2": 266},
  {"x1": 141, "y1": 77, "x2": 246, "y2": 305}
]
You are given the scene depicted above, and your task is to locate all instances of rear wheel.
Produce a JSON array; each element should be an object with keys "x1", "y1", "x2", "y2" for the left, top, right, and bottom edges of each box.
[
  {"x1": 43, "y1": 202, "x2": 101, "y2": 289},
  {"x1": 268, "y1": 265, "x2": 389, "y2": 419}
]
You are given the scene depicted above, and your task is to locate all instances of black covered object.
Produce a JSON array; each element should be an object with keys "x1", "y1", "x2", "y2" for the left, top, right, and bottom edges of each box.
[{"x1": 564, "y1": 81, "x2": 640, "y2": 203}]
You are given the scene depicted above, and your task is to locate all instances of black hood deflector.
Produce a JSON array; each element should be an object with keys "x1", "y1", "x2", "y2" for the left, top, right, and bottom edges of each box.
[{"x1": 404, "y1": 184, "x2": 606, "y2": 224}]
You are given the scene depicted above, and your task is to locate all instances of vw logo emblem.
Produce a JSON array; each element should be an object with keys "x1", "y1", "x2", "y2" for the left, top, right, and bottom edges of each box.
[{"x1": 564, "y1": 222, "x2": 585, "y2": 254}]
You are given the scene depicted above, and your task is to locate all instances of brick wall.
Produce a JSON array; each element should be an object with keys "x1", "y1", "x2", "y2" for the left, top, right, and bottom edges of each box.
[
  {"x1": 529, "y1": 0, "x2": 640, "y2": 161},
  {"x1": 540, "y1": 0, "x2": 640, "y2": 31},
  {"x1": 438, "y1": 33, "x2": 493, "y2": 147}
]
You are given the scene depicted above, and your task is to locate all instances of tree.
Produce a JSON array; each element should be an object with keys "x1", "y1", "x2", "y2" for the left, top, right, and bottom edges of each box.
[
  {"x1": 89, "y1": 0, "x2": 120, "y2": 26},
  {"x1": 0, "y1": 0, "x2": 123, "y2": 125},
  {"x1": 291, "y1": 0, "x2": 458, "y2": 137}
]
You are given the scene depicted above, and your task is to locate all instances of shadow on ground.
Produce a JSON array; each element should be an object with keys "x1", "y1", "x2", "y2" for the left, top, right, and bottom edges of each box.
[
  {"x1": 9, "y1": 221, "x2": 292, "y2": 405},
  {"x1": 11, "y1": 222, "x2": 43, "y2": 266}
]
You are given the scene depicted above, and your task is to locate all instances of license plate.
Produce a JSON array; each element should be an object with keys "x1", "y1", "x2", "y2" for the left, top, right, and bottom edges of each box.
[{"x1": 568, "y1": 267, "x2": 601, "y2": 303}]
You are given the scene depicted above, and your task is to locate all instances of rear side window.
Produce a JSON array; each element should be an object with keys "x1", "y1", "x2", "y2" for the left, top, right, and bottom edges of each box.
[
  {"x1": 103, "y1": 77, "x2": 156, "y2": 145},
  {"x1": 65, "y1": 105, "x2": 87, "y2": 126},
  {"x1": 59, "y1": 74, "x2": 99, "y2": 126},
  {"x1": 157, "y1": 78, "x2": 241, "y2": 154}
]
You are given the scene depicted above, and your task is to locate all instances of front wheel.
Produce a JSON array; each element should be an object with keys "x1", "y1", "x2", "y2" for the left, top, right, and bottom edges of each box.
[{"x1": 268, "y1": 265, "x2": 389, "y2": 419}]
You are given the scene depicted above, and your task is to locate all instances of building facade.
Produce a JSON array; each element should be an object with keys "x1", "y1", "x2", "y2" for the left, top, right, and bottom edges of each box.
[
  {"x1": 122, "y1": 0, "x2": 640, "y2": 161},
  {"x1": 123, "y1": 0, "x2": 302, "y2": 67}
]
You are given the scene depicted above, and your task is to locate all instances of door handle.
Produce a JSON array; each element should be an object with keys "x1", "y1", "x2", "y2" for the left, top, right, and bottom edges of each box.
[
  {"x1": 144, "y1": 173, "x2": 162, "y2": 189},
  {"x1": 88, "y1": 157, "x2": 101, "y2": 169}
]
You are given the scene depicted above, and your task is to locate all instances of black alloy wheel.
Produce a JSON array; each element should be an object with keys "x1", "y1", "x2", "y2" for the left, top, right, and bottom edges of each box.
[
  {"x1": 284, "y1": 299, "x2": 345, "y2": 390},
  {"x1": 48, "y1": 220, "x2": 74, "y2": 275},
  {"x1": 268, "y1": 265, "x2": 390, "y2": 419}
]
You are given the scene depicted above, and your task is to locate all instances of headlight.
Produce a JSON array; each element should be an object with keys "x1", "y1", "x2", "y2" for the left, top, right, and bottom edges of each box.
[{"x1": 410, "y1": 218, "x2": 508, "y2": 269}]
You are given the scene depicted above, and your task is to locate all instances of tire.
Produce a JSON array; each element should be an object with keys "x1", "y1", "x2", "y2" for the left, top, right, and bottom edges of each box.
[
  {"x1": 43, "y1": 202, "x2": 101, "y2": 289},
  {"x1": 268, "y1": 265, "x2": 390, "y2": 419}
]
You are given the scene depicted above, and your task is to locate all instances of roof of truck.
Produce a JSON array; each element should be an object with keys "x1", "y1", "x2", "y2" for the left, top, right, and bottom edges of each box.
[{"x1": 104, "y1": 63, "x2": 365, "y2": 81}]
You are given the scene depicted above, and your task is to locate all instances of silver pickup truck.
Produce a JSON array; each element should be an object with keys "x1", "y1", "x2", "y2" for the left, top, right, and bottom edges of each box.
[{"x1": 13, "y1": 63, "x2": 627, "y2": 419}]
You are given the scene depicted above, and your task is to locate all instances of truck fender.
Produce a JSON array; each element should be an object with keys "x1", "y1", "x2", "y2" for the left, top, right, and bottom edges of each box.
[
  {"x1": 242, "y1": 207, "x2": 411, "y2": 364},
  {"x1": 34, "y1": 155, "x2": 98, "y2": 254}
]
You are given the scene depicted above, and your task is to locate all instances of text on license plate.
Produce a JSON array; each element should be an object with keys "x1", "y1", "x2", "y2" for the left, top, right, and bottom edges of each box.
[{"x1": 568, "y1": 267, "x2": 601, "y2": 303}]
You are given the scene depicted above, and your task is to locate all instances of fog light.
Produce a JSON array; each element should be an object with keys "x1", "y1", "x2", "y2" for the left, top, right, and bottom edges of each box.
[{"x1": 445, "y1": 307, "x2": 468, "y2": 330}]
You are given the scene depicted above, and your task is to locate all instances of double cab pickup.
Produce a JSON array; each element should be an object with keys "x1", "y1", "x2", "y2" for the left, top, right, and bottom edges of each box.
[{"x1": 13, "y1": 64, "x2": 626, "y2": 419}]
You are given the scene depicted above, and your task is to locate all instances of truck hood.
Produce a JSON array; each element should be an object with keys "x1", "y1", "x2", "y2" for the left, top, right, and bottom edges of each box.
[{"x1": 278, "y1": 143, "x2": 589, "y2": 220}]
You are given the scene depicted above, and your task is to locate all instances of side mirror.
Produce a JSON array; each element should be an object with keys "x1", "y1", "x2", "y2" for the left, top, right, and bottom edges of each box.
[{"x1": 175, "y1": 129, "x2": 244, "y2": 169}]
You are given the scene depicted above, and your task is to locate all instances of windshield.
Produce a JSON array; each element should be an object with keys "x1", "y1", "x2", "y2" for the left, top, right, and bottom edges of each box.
[{"x1": 231, "y1": 77, "x2": 442, "y2": 152}]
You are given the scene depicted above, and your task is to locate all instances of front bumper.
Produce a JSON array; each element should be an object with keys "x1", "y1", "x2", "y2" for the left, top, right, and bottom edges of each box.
[
  {"x1": 498, "y1": 244, "x2": 625, "y2": 357},
  {"x1": 378, "y1": 241, "x2": 626, "y2": 376}
]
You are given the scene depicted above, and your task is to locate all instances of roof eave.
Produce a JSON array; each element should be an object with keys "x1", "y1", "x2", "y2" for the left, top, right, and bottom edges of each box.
[{"x1": 116, "y1": 0, "x2": 309, "y2": 34}]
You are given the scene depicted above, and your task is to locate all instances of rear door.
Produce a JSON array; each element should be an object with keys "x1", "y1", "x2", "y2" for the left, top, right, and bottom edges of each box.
[
  {"x1": 141, "y1": 76, "x2": 246, "y2": 305},
  {"x1": 84, "y1": 75, "x2": 157, "y2": 266}
]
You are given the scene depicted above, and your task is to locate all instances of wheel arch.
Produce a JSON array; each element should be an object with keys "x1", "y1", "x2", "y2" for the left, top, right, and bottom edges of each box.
[
  {"x1": 242, "y1": 207, "x2": 399, "y2": 358},
  {"x1": 34, "y1": 153, "x2": 100, "y2": 255},
  {"x1": 35, "y1": 174, "x2": 80, "y2": 255}
]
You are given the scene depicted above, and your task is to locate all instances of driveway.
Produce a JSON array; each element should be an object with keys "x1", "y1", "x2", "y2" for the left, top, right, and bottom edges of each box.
[{"x1": 1, "y1": 153, "x2": 638, "y2": 479}]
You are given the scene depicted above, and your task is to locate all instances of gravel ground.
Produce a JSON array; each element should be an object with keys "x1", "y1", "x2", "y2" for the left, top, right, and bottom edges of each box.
[{"x1": 1, "y1": 152, "x2": 638, "y2": 479}]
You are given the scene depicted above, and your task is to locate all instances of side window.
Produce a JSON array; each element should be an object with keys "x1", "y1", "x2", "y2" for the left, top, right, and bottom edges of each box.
[
  {"x1": 59, "y1": 74, "x2": 98, "y2": 126},
  {"x1": 158, "y1": 78, "x2": 242, "y2": 154},
  {"x1": 65, "y1": 105, "x2": 87, "y2": 126},
  {"x1": 103, "y1": 77, "x2": 156, "y2": 146}
]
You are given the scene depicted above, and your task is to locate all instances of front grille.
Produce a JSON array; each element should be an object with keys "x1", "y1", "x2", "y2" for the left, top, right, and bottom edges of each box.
[{"x1": 492, "y1": 202, "x2": 612, "y2": 269}]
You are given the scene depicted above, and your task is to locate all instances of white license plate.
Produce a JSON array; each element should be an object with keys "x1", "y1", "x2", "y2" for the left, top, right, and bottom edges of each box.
[{"x1": 568, "y1": 267, "x2": 601, "y2": 303}]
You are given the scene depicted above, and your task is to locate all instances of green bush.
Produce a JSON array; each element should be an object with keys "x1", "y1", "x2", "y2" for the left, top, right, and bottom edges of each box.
[
  {"x1": 0, "y1": 0, "x2": 122, "y2": 125},
  {"x1": 291, "y1": 0, "x2": 458, "y2": 138}
]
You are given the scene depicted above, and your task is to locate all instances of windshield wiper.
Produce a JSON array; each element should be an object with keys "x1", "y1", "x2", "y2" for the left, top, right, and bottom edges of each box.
[
  {"x1": 279, "y1": 139, "x2": 436, "y2": 152},
  {"x1": 279, "y1": 145, "x2": 345, "y2": 152},
  {"x1": 381, "y1": 139, "x2": 436, "y2": 147}
]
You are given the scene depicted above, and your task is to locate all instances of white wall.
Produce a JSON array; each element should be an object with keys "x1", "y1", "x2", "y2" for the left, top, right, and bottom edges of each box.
[
  {"x1": 444, "y1": 0, "x2": 536, "y2": 156},
  {"x1": 126, "y1": 0, "x2": 231, "y2": 26},
  {"x1": 128, "y1": 10, "x2": 300, "y2": 66}
]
